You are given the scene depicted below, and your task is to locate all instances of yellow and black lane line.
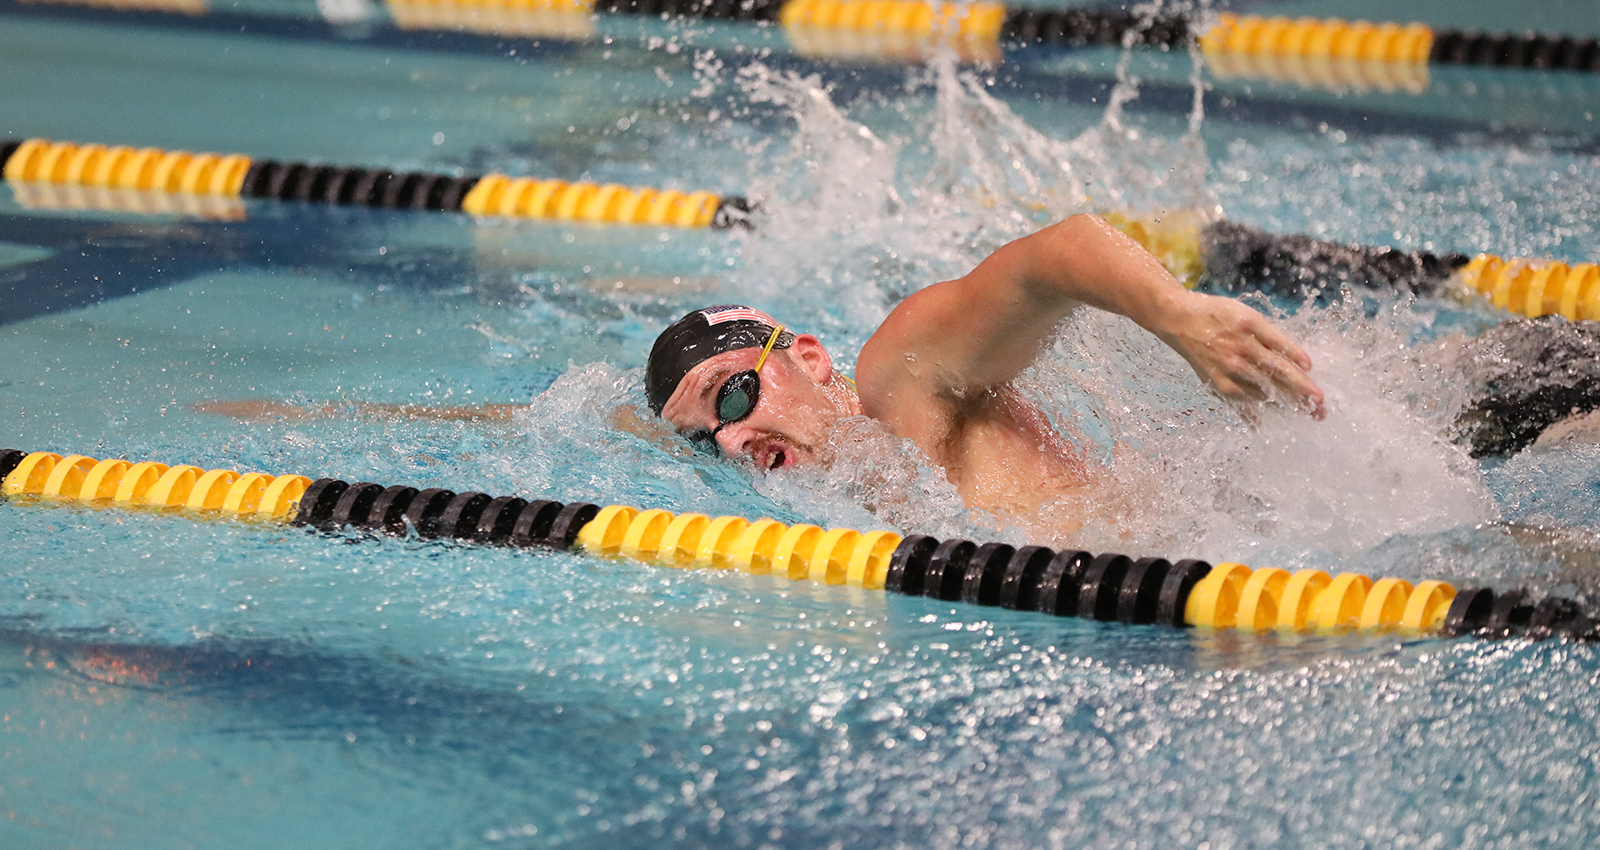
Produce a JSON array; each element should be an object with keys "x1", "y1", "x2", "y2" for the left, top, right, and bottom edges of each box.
[
  {"x1": 1454, "y1": 254, "x2": 1600, "y2": 321},
  {"x1": 0, "y1": 137, "x2": 754, "y2": 229},
  {"x1": 9, "y1": 0, "x2": 1600, "y2": 75},
  {"x1": 1182, "y1": 220, "x2": 1600, "y2": 324},
  {"x1": 4, "y1": 447, "x2": 1593, "y2": 641},
  {"x1": 594, "y1": 1, "x2": 1599, "y2": 75},
  {"x1": 1197, "y1": 13, "x2": 1599, "y2": 89},
  {"x1": 4, "y1": 138, "x2": 1594, "y2": 322}
]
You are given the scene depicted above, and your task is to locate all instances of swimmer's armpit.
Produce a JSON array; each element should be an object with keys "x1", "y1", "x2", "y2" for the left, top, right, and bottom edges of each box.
[{"x1": 191, "y1": 399, "x2": 523, "y2": 423}]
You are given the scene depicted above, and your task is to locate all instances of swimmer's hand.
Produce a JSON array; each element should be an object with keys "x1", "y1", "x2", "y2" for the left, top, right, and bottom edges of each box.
[
  {"x1": 1148, "y1": 289, "x2": 1326, "y2": 418},
  {"x1": 191, "y1": 399, "x2": 523, "y2": 422}
]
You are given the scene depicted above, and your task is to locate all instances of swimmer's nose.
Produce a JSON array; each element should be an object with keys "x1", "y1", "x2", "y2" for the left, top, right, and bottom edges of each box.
[{"x1": 715, "y1": 421, "x2": 756, "y2": 459}]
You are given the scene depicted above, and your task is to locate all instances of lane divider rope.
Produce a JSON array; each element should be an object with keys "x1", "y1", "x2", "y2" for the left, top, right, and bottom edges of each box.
[
  {"x1": 11, "y1": 0, "x2": 1598, "y2": 77},
  {"x1": 1197, "y1": 14, "x2": 1599, "y2": 87},
  {"x1": 4, "y1": 138, "x2": 1591, "y2": 323},
  {"x1": 385, "y1": 0, "x2": 597, "y2": 40},
  {"x1": 1199, "y1": 14, "x2": 1436, "y2": 67},
  {"x1": 475, "y1": 0, "x2": 1600, "y2": 76},
  {"x1": 780, "y1": 0, "x2": 1008, "y2": 65},
  {"x1": 0, "y1": 138, "x2": 753, "y2": 230},
  {"x1": 4, "y1": 448, "x2": 1593, "y2": 641},
  {"x1": 1, "y1": 134, "x2": 1585, "y2": 323},
  {"x1": 1203, "y1": 41, "x2": 1432, "y2": 94},
  {"x1": 779, "y1": 0, "x2": 1007, "y2": 44},
  {"x1": 1454, "y1": 254, "x2": 1600, "y2": 321}
]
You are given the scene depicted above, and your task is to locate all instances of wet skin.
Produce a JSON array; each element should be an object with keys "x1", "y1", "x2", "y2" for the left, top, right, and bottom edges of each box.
[
  {"x1": 198, "y1": 215, "x2": 1326, "y2": 528},
  {"x1": 660, "y1": 214, "x2": 1325, "y2": 525},
  {"x1": 660, "y1": 336, "x2": 860, "y2": 472},
  {"x1": 659, "y1": 336, "x2": 1094, "y2": 520}
]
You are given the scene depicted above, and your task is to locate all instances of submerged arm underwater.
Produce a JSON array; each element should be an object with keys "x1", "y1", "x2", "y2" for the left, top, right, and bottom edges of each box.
[{"x1": 191, "y1": 399, "x2": 523, "y2": 422}]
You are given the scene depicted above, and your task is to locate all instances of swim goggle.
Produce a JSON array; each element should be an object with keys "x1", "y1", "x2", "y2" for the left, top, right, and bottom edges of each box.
[{"x1": 686, "y1": 323, "x2": 785, "y2": 452}]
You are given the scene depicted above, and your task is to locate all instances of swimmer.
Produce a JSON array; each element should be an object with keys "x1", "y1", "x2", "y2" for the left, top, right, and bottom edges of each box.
[
  {"x1": 196, "y1": 215, "x2": 1600, "y2": 529},
  {"x1": 647, "y1": 214, "x2": 1325, "y2": 526}
]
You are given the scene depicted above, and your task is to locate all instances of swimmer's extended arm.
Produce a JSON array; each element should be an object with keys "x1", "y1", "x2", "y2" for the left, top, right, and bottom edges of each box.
[
  {"x1": 192, "y1": 399, "x2": 522, "y2": 422},
  {"x1": 859, "y1": 213, "x2": 1324, "y2": 416}
]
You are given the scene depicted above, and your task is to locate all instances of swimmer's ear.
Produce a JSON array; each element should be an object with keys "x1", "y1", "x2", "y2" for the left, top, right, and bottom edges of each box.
[{"x1": 786, "y1": 334, "x2": 834, "y2": 383}]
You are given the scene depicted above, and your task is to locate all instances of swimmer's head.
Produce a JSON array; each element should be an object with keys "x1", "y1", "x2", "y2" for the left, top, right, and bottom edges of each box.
[
  {"x1": 649, "y1": 305, "x2": 857, "y2": 470},
  {"x1": 646, "y1": 305, "x2": 795, "y2": 416}
]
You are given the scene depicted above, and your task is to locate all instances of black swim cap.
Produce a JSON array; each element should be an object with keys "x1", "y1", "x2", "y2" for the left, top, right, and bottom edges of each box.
[{"x1": 646, "y1": 305, "x2": 794, "y2": 415}]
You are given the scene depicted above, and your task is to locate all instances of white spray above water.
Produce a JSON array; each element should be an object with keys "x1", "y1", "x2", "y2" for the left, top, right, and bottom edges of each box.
[
  {"x1": 682, "y1": 43, "x2": 1507, "y2": 565},
  {"x1": 728, "y1": 43, "x2": 1219, "y2": 333},
  {"x1": 486, "y1": 34, "x2": 1515, "y2": 568},
  {"x1": 1031, "y1": 301, "x2": 1497, "y2": 563}
]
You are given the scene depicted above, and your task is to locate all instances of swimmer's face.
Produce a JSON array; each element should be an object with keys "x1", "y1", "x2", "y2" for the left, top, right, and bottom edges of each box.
[{"x1": 659, "y1": 334, "x2": 844, "y2": 471}]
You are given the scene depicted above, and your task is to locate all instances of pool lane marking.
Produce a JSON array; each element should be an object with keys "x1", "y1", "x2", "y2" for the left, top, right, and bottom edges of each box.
[
  {"x1": 5, "y1": 138, "x2": 1596, "y2": 323},
  {"x1": 365, "y1": 0, "x2": 1600, "y2": 75},
  {"x1": 10, "y1": 0, "x2": 1599, "y2": 76},
  {"x1": 6, "y1": 447, "x2": 1595, "y2": 640},
  {"x1": 0, "y1": 138, "x2": 752, "y2": 230}
]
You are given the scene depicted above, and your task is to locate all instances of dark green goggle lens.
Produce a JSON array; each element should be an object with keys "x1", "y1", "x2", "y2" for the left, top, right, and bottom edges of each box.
[{"x1": 715, "y1": 370, "x2": 760, "y2": 425}]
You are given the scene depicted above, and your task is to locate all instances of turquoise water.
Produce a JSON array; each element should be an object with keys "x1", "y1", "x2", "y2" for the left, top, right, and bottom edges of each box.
[{"x1": 4, "y1": 2, "x2": 1600, "y2": 847}]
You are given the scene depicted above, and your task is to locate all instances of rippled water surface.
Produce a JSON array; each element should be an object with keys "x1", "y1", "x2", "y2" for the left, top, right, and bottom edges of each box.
[{"x1": 3, "y1": 1, "x2": 1600, "y2": 847}]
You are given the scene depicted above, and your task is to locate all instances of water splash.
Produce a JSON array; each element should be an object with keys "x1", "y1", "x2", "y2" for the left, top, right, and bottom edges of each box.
[
  {"x1": 1018, "y1": 296, "x2": 1498, "y2": 562},
  {"x1": 726, "y1": 37, "x2": 1219, "y2": 341},
  {"x1": 754, "y1": 414, "x2": 994, "y2": 539},
  {"x1": 636, "y1": 31, "x2": 1589, "y2": 572}
]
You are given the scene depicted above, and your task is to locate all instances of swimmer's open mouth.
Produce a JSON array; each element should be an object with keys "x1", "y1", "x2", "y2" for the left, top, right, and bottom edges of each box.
[{"x1": 753, "y1": 438, "x2": 791, "y2": 471}]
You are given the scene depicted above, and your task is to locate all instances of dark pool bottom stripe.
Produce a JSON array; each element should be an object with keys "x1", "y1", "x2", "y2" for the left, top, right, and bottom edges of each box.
[{"x1": 3, "y1": 451, "x2": 1596, "y2": 641}]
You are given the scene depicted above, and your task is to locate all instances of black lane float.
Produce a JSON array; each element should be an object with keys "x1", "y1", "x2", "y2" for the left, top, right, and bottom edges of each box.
[{"x1": 3, "y1": 448, "x2": 1595, "y2": 642}]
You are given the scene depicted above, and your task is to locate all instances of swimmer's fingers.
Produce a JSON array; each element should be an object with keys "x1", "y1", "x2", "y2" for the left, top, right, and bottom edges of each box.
[
  {"x1": 1162, "y1": 293, "x2": 1323, "y2": 417},
  {"x1": 1207, "y1": 370, "x2": 1267, "y2": 404},
  {"x1": 1252, "y1": 318, "x2": 1314, "y2": 373},
  {"x1": 1194, "y1": 298, "x2": 1323, "y2": 415},
  {"x1": 1247, "y1": 337, "x2": 1326, "y2": 418}
]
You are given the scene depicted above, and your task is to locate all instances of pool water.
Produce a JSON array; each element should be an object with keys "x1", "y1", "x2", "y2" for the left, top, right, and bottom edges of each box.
[{"x1": 4, "y1": 1, "x2": 1600, "y2": 847}]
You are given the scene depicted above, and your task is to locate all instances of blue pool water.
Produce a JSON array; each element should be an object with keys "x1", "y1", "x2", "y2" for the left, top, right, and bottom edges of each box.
[{"x1": 4, "y1": 1, "x2": 1600, "y2": 847}]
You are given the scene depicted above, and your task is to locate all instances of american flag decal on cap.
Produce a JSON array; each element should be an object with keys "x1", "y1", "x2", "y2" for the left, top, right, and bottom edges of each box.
[{"x1": 700, "y1": 305, "x2": 778, "y2": 326}]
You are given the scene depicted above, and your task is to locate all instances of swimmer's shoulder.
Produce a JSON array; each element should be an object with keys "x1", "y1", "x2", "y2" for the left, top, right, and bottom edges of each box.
[
  {"x1": 855, "y1": 290, "x2": 969, "y2": 457},
  {"x1": 857, "y1": 284, "x2": 949, "y2": 391}
]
